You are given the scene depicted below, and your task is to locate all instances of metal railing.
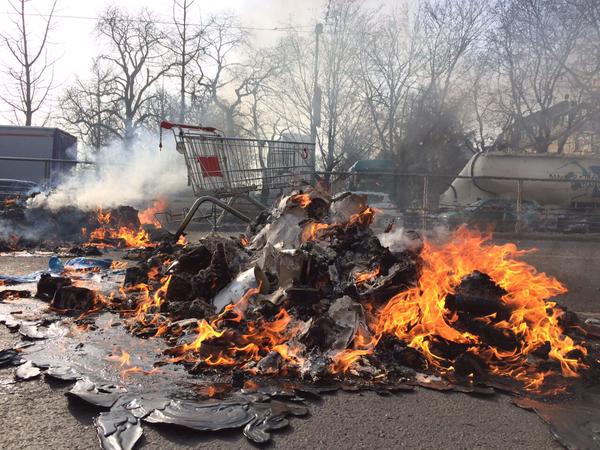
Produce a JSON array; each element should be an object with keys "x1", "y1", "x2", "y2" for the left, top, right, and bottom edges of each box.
[
  {"x1": 0, "y1": 156, "x2": 94, "y2": 182},
  {"x1": 317, "y1": 170, "x2": 600, "y2": 235}
]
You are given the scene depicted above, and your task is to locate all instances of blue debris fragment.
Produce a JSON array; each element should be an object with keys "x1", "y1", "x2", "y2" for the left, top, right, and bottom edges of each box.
[{"x1": 0, "y1": 256, "x2": 116, "y2": 285}]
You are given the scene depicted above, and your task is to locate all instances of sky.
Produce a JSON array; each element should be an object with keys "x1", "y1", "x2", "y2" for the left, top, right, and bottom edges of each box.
[{"x1": 0, "y1": 0, "x2": 327, "y2": 124}]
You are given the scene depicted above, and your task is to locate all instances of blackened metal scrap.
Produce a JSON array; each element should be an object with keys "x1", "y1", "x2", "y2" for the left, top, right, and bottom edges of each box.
[
  {"x1": 413, "y1": 373, "x2": 495, "y2": 395},
  {"x1": 68, "y1": 377, "x2": 128, "y2": 408},
  {"x1": 514, "y1": 392, "x2": 600, "y2": 450},
  {"x1": 51, "y1": 285, "x2": 96, "y2": 313},
  {"x1": 95, "y1": 409, "x2": 143, "y2": 450},
  {"x1": 243, "y1": 400, "x2": 309, "y2": 444},
  {"x1": 143, "y1": 398, "x2": 255, "y2": 431},
  {"x1": 0, "y1": 348, "x2": 26, "y2": 367},
  {"x1": 19, "y1": 321, "x2": 69, "y2": 340},
  {"x1": 115, "y1": 396, "x2": 171, "y2": 419},
  {"x1": 35, "y1": 274, "x2": 72, "y2": 301},
  {"x1": 45, "y1": 365, "x2": 82, "y2": 381},
  {"x1": 0, "y1": 313, "x2": 20, "y2": 329},
  {"x1": 0, "y1": 290, "x2": 31, "y2": 300},
  {"x1": 445, "y1": 271, "x2": 510, "y2": 319},
  {"x1": 97, "y1": 422, "x2": 142, "y2": 450},
  {"x1": 15, "y1": 360, "x2": 41, "y2": 380}
]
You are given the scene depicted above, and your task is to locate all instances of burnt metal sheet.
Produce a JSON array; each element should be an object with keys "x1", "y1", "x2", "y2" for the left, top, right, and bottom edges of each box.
[
  {"x1": 143, "y1": 398, "x2": 254, "y2": 431},
  {"x1": 68, "y1": 378, "x2": 128, "y2": 408},
  {"x1": 514, "y1": 394, "x2": 600, "y2": 450},
  {"x1": 15, "y1": 360, "x2": 41, "y2": 380}
]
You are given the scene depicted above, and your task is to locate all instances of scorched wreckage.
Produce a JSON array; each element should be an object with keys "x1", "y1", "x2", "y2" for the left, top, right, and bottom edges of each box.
[{"x1": 1, "y1": 185, "x2": 600, "y2": 450}]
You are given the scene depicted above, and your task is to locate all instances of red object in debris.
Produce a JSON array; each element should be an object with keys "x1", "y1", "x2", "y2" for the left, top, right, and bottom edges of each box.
[
  {"x1": 198, "y1": 156, "x2": 223, "y2": 177},
  {"x1": 159, "y1": 120, "x2": 220, "y2": 134}
]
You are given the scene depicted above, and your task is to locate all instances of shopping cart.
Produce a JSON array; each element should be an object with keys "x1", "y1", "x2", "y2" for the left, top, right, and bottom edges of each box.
[{"x1": 160, "y1": 121, "x2": 316, "y2": 237}]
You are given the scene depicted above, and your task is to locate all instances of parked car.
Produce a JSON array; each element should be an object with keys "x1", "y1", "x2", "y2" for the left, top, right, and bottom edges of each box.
[
  {"x1": 556, "y1": 211, "x2": 600, "y2": 233},
  {"x1": 437, "y1": 198, "x2": 548, "y2": 232}
]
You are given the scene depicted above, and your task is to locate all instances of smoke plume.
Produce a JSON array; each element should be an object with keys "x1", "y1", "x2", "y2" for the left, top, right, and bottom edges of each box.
[{"x1": 29, "y1": 132, "x2": 189, "y2": 211}]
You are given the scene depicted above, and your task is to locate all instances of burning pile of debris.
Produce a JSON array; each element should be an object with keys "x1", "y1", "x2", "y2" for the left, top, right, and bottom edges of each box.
[
  {"x1": 0, "y1": 199, "x2": 171, "y2": 253},
  {"x1": 2, "y1": 188, "x2": 600, "y2": 449},
  {"x1": 40, "y1": 188, "x2": 598, "y2": 393}
]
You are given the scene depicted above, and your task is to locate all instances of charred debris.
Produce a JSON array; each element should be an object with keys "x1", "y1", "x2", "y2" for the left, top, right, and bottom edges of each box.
[{"x1": 1, "y1": 188, "x2": 600, "y2": 449}]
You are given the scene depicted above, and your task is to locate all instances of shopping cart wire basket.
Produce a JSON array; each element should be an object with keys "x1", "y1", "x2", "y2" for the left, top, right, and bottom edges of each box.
[{"x1": 160, "y1": 121, "x2": 316, "y2": 237}]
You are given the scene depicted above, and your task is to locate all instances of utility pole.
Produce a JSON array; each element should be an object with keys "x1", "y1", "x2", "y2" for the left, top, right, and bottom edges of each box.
[
  {"x1": 310, "y1": 23, "x2": 323, "y2": 178},
  {"x1": 311, "y1": 23, "x2": 323, "y2": 143}
]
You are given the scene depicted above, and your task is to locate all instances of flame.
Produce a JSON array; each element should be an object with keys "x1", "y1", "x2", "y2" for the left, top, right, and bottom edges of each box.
[
  {"x1": 110, "y1": 261, "x2": 128, "y2": 270},
  {"x1": 301, "y1": 222, "x2": 331, "y2": 242},
  {"x1": 166, "y1": 284, "x2": 306, "y2": 370},
  {"x1": 84, "y1": 208, "x2": 156, "y2": 248},
  {"x1": 354, "y1": 266, "x2": 380, "y2": 285},
  {"x1": 147, "y1": 266, "x2": 160, "y2": 280},
  {"x1": 160, "y1": 226, "x2": 584, "y2": 390},
  {"x1": 87, "y1": 201, "x2": 585, "y2": 392},
  {"x1": 177, "y1": 234, "x2": 187, "y2": 245},
  {"x1": 106, "y1": 348, "x2": 161, "y2": 377},
  {"x1": 124, "y1": 275, "x2": 172, "y2": 334},
  {"x1": 291, "y1": 193, "x2": 311, "y2": 208},
  {"x1": 106, "y1": 349, "x2": 131, "y2": 367},
  {"x1": 301, "y1": 206, "x2": 375, "y2": 242},
  {"x1": 2, "y1": 198, "x2": 17, "y2": 207},
  {"x1": 97, "y1": 209, "x2": 111, "y2": 225},
  {"x1": 373, "y1": 226, "x2": 586, "y2": 387},
  {"x1": 330, "y1": 325, "x2": 375, "y2": 373},
  {"x1": 138, "y1": 198, "x2": 168, "y2": 228}
]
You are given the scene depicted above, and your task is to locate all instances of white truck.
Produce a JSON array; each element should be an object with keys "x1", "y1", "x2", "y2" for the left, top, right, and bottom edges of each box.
[{"x1": 440, "y1": 151, "x2": 600, "y2": 209}]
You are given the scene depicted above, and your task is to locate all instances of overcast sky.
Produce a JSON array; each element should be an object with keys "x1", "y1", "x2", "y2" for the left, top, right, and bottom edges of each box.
[{"x1": 0, "y1": 0, "x2": 328, "y2": 122}]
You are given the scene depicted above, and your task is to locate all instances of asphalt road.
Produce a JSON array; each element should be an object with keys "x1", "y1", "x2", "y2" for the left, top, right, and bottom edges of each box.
[
  {"x1": 1, "y1": 236, "x2": 598, "y2": 449},
  {"x1": 0, "y1": 324, "x2": 559, "y2": 450}
]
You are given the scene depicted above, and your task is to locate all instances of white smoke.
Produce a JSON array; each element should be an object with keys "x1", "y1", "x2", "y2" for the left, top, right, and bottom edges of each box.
[
  {"x1": 377, "y1": 225, "x2": 454, "y2": 253},
  {"x1": 377, "y1": 227, "x2": 423, "y2": 253},
  {"x1": 29, "y1": 132, "x2": 189, "y2": 211}
]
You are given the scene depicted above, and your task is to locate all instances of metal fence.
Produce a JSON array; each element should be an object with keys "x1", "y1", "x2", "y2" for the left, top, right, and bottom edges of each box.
[{"x1": 320, "y1": 170, "x2": 600, "y2": 235}]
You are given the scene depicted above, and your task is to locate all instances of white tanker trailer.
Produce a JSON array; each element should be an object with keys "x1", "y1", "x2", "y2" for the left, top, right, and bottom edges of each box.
[{"x1": 439, "y1": 152, "x2": 600, "y2": 209}]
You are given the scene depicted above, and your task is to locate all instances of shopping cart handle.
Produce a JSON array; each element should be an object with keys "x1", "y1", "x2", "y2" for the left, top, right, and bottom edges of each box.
[{"x1": 160, "y1": 121, "x2": 221, "y2": 134}]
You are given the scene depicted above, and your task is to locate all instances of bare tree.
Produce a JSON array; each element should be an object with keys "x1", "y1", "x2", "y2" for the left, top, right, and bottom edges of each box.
[
  {"x1": 60, "y1": 62, "x2": 120, "y2": 152},
  {"x1": 260, "y1": 0, "x2": 372, "y2": 177},
  {"x1": 319, "y1": 0, "x2": 368, "y2": 177},
  {"x1": 357, "y1": 7, "x2": 423, "y2": 162},
  {"x1": 1, "y1": 0, "x2": 57, "y2": 125},
  {"x1": 490, "y1": 0, "x2": 586, "y2": 153},
  {"x1": 187, "y1": 13, "x2": 247, "y2": 129},
  {"x1": 169, "y1": 0, "x2": 210, "y2": 122},
  {"x1": 265, "y1": 32, "x2": 314, "y2": 140},
  {"x1": 420, "y1": 0, "x2": 488, "y2": 111},
  {"x1": 96, "y1": 7, "x2": 174, "y2": 141},
  {"x1": 234, "y1": 49, "x2": 285, "y2": 140}
]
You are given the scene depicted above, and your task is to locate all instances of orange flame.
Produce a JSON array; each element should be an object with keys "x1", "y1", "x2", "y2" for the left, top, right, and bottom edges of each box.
[
  {"x1": 373, "y1": 226, "x2": 586, "y2": 387},
  {"x1": 138, "y1": 198, "x2": 168, "y2": 228},
  {"x1": 301, "y1": 206, "x2": 376, "y2": 242},
  {"x1": 85, "y1": 208, "x2": 156, "y2": 248},
  {"x1": 106, "y1": 349, "x2": 131, "y2": 367},
  {"x1": 301, "y1": 222, "x2": 331, "y2": 242},
  {"x1": 291, "y1": 193, "x2": 311, "y2": 208},
  {"x1": 354, "y1": 266, "x2": 381, "y2": 285}
]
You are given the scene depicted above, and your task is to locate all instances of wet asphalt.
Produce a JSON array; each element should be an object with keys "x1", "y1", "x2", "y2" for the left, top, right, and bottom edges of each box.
[{"x1": 1, "y1": 236, "x2": 598, "y2": 449}]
